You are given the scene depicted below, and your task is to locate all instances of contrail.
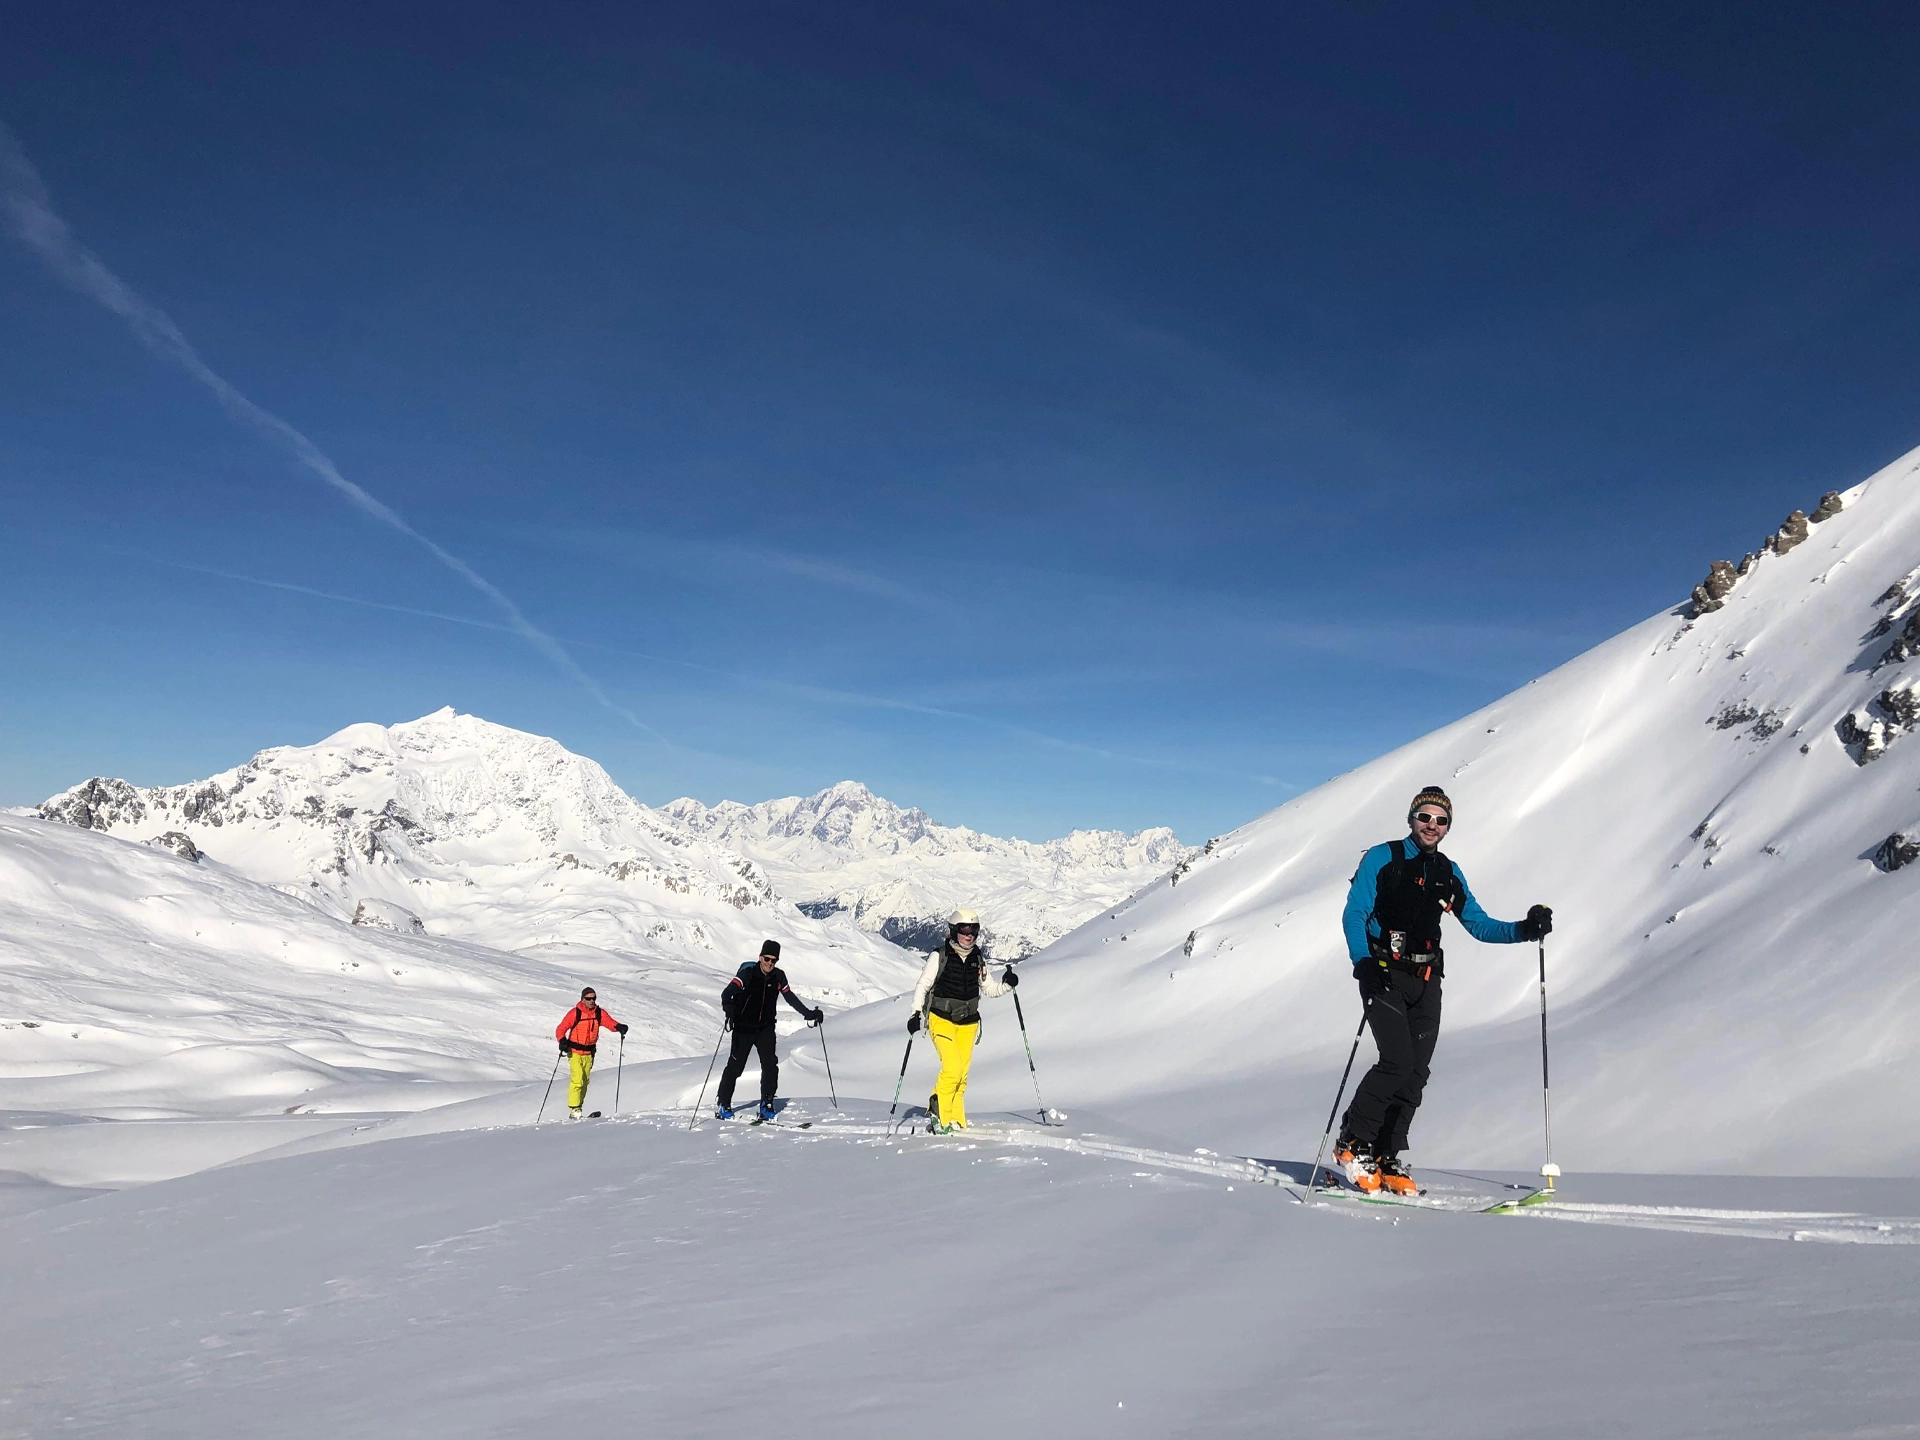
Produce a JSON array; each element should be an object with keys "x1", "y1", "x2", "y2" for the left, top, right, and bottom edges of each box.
[{"x1": 0, "y1": 121, "x2": 665, "y2": 744}]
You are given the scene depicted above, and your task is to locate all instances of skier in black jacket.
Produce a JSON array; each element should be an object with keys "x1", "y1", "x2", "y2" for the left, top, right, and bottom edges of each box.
[
  {"x1": 715, "y1": 940, "x2": 824, "y2": 1120},
  {"x1": 1334, "y1": 785, "x2": 1552, "y2": 1196}
]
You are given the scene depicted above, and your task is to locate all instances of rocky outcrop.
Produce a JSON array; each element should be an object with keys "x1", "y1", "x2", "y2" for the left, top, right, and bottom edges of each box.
[
  {"x1": 40, "y1": 777, "x2": 147, "y2": 832},
  {"x1": 1874, "y1": 833, "x2": 1920, "y2": 873},
  {"x1": 1838, "y1": 684, "x2": 1920, "y2": 764},
  {"x1": 1765, "y1": 510, "x2": 1811, "y2": 557},
  {"x1": 144, "y1": 832, "x2": 201, "y2": 863},
  {"x1": 351, "y1": 898, "x2": 424, "y2": 932},
  {"x1": 1690, "y1": 560, "x2": 1739, "y2": 617},
  {"x1": 1686, "y1": 493, "x2": 1845, "y2": 618},
  {"x1": 1877, "y1": 609, "x2": 1920, "y2": 668},
  {"x1": 1710, "y1": 702, "x2": 1786, "y2": 740}
]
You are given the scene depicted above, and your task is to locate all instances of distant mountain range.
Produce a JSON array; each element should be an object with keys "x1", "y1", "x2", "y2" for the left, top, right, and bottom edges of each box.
[
  {"x1": 662, "y1": 782, "x2": 1192, "y2": 957},
  {"x1": 36, "y1": 709, "x2": 1191, "y2": 970},
  {"x1": 17, "y1": 710, "x2": 1190, "y2": 1116}
]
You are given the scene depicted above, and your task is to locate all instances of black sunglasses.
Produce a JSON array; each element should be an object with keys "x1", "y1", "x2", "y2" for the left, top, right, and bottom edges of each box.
[
  {"x1": 953, "y1": 925, "x2": 980, "y2": 935},
  {"x1": 1412, "y1": 812, "x2": 1451, "y2": 827}
]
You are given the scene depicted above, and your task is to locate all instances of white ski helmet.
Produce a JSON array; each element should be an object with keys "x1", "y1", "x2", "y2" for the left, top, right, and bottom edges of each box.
[{"x1": 949, "y1": 908, "x2": 981, "y2": 927}]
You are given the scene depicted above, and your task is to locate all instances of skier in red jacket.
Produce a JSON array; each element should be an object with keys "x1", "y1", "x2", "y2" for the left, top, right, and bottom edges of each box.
[{"x1": 555, "y1": 987, "x2": 628, "y2": 1119}]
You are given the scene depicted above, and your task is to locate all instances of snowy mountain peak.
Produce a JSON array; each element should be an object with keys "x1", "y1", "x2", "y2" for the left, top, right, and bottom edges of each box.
[{"x1": 42, "y1": 709, "x2": 722, "y2": 886}]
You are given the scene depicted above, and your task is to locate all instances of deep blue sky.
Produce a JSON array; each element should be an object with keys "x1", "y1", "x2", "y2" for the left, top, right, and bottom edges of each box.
[{"x1": 4, "y1": 2, "x2": 1918, "y2": 841}]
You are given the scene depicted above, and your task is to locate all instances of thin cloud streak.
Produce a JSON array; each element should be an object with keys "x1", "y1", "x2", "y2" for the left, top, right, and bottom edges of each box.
[
  {"x1": 539, "y1": 527, "x2": 951, "y2": 614},
  {"x1": 0, "y1": 121, "x2": 665, "y2": 745},
  {"x1": 159, "y1": 559, "x2": 1270, "y2": 786}
]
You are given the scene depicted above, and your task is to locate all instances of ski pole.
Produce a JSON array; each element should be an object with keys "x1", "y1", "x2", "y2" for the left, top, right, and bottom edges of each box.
[
  {"x1": 888, "y1": 1034, "x2": 916, "y2": 1114},
  {"x1": 613, "y1": 1028, "x2": 625, "y2": 1117},
  {"x1": 1537, "y1": 938, "x2": 1558, "y2": 1193},
  {"x1": 817, "y1": 1019, "x2": 838, "y2": 1107},
  {"x1": 1009, "y1": 980, "x2": 1049, "y2": 1124},
  {"x1": 535, "y1": 1050, "x2": 562, "y2": 1125},
  {"x1": 1301, "y1": 999, "x2": 1371, "y2": 1198},
  {"x1": 689, "y1": 1022, "x2": 728, "y2": 1130}
]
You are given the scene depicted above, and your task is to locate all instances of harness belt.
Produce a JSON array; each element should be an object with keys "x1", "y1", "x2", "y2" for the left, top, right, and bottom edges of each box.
[{"x1": 1371, "y1": 932, "x2": 1444, "y2": 981}]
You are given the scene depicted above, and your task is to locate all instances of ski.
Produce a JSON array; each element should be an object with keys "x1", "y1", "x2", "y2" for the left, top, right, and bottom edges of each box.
[
  {"x1": 748, "y1": 1117, "x2": 812, "y2": 1128},
  {"x1": 1482, "y1": 1190, "x2": 1553, "y2": 1213},
  {"x1": 1309, "y1": 1174, "x2": 1547, "y2": 1213}
]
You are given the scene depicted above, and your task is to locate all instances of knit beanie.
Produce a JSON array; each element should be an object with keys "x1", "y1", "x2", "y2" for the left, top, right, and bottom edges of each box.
[
  {"x1": 1407, "y1": 785, "x2": 1453, "y2": 824},
  {"x1": 759, "y1": 939, "x2": 781, "y2": 959}
]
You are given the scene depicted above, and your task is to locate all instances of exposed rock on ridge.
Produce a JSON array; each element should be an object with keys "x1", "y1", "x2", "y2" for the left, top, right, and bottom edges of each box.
[{"x1": 1688, "y1": 491, "x2": 1843, "y2": 617}]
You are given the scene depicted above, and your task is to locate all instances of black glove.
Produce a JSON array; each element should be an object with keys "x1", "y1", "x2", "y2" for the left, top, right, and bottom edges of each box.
[
  {"x1": 615, "y1": 1022, "x2": 629, "y2": 1036},
  {"x1": 1519, "y1": 904, "x2": 1554, "y2": 940},
  {"x1": 558, "y1": 1040, "x2": 571, "y2": 1055},
  {"x1": 1001, "y1": 967, "x2": 1019, "y2": 988},
  {"x1": 806, "y1": 1008, "x2": 824, "y2": 1027},
  {"x1": 907, "y1": 1013, "x2": 921, "y2": 1035}
]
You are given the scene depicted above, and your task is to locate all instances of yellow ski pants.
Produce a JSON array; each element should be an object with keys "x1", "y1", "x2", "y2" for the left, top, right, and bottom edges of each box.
[
  {"x1": 929, "y1": 1013, "x2": 980, "y2": 1127},
  {"x1": 567, "y1": 1050, "x2": 595, "y2": 1110}
]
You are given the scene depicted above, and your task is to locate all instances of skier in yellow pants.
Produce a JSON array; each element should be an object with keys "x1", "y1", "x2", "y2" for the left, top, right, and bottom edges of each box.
[
  {"x1": 554, "y1": 987, "x2": 627, "y2": 1119},
  {"x1": 907, "y1": 909, "x2": 1016, "y2": 1132}
]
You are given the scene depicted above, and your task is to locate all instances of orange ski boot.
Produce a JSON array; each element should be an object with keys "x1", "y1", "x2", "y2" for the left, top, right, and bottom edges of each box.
[
  {"x1": 1341, "y1": 1145, "x2": 1382, "y2": 1193},
  {"x1": 1377, "y1": 1155, "x2": 1420, "y2": 1197}
]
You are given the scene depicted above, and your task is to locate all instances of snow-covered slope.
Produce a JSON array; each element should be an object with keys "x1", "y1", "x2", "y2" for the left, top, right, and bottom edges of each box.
[
  {"x1": 813, "y1": 450, "x2": 1920, "y2": 1175},
  {"x1": 660, "y1": 781, "x2": 1192, "y2": 957},
  {"x1": 34, "y1": 710, "x2": 914, "y2": 1007},
  {"x1": 0, "y1": 808, "x2": 892, "y2": 1140}
]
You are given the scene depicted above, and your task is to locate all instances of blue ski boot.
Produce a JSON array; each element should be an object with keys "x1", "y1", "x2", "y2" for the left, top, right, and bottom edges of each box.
[
  {"x1": 757, "y1": 1099, "x2": 777, "y2": 1121},
  {"x1": 715, "y1": 1103, "x2": 734, "y2": 1120}
]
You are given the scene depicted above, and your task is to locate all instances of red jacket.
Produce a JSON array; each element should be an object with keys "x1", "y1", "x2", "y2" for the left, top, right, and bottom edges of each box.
[{"x1": 556, "y1": 1004, "x2": 620, "y2": 1053}]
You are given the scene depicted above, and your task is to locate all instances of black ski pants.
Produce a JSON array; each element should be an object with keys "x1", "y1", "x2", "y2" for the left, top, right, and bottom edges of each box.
[
  {"x1": 1340, "y1": 964, "x2": 1442, "y2": 1157},
  {"x1": 717, "y1": 1025, "x2": 778, "y2": 1108}
]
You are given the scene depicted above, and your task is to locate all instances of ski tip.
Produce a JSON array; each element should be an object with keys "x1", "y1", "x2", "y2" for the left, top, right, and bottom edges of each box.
[{"x1": 1483, "y1": 1191, "x2": 1552, "y2": 1213}]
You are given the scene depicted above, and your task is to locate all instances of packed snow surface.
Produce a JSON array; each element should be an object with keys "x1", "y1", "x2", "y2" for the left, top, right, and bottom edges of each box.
[
  {"x1": 661, "y1": 780, "x2": 1193, "y2": 957},
  {"x1": 2, "y1": 1096, "x2": 1916, "y2": 1438}
]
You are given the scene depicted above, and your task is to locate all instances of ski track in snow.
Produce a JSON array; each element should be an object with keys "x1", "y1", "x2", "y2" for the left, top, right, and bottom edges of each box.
[{"x1": 628, "y1": 1103, "x2": 1920, "y2": 1246}]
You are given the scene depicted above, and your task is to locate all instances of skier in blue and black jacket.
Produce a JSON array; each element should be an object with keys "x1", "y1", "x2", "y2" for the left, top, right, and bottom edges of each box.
[{"x1": 1333, "y1": 784, "x2": 1552, "y2": 1196}]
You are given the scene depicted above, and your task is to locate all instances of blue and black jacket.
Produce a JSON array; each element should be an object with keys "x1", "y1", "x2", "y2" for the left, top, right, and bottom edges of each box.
[{"x1": 1342, "y1": 837, "x2": 1522, "y2": 966}]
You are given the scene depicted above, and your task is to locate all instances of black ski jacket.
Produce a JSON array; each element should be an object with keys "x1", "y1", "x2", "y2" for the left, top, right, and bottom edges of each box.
[{"x1": 722, "y1": 963, "x2": 813, "y2": 1030}]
